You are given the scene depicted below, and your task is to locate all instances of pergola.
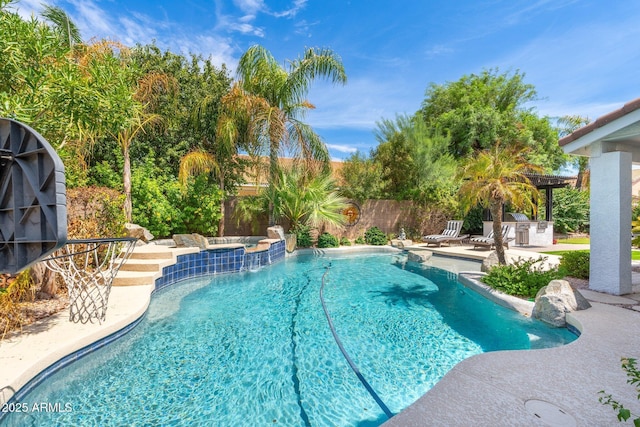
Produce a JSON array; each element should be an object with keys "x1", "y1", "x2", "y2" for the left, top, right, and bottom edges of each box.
[
  {"x1": 525, "y1": 174, "x2": 576, "y2": 221},
  {"x1": 559, "y1": 97, "x2": 640, "y2": 295}
]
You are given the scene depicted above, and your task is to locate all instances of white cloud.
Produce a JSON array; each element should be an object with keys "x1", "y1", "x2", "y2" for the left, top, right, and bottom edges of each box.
[
  {"x1": 9, "y1": 0, "x2": 44, "y2": 19},
  {"x1": 67, "y1": 0, "x2": 113, "y2": 37},
  {"x1": 307, "y1": 77, "x2": 421, "y2": 130},
  {"x1": 271, "y1": 0, "x2": 308, "y2": 18},
  {"x1": 326, "y1": 143, "x2": 358, "y2": 154},
  {"x1": 233, "y1": 0, "x2": 265, "y2": 16}
]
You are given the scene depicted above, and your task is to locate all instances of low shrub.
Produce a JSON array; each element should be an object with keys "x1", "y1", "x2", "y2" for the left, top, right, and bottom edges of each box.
[
  {"x1": 292, "y1": 224, "x2": 313, "y2": 248},
  {"x1": 364, "y1": 226, "x2": 388, "y2": 245},
  {"x1": 318, "y1": 232, "x2": 339, "y2": 248},
  {"x1": 482, "y1": 257, "x2": 564, "y2": 299},
  {"x1": 354, "y1": 236, "x2": 366, "y2": 244},
  {"x1": 559, "y1": 250, "x2": 590, "y2": 279},
  {"x1": 340, "y1": 237, "x2": 352, "y2": 246}
]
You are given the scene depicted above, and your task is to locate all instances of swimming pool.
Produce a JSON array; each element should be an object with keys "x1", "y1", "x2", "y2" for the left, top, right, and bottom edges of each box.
[{"x1": 1, "y1": 251, "x2": 576, "y2": 426}]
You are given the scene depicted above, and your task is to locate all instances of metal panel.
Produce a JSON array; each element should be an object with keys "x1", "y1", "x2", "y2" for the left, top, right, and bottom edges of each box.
[{"x1": 0, "y1": 118, "x2": 67, "y2": 274}]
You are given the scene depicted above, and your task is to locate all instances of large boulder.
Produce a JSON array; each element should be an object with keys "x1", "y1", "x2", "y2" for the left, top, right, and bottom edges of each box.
[
  {"x1": 481, "y1": 251, "x2": 502, "y2": 272},
  {"x1": 125, "y1": 223, "x2": 154, "y2": 243},
  {"x1": 267, "y1": 225, "x2": 285, "y2": 240},
  {"x1": 532, "y1": 280, "x2": 592, "y2": 327},
  {"x1": 173, "y1": 233, "x2": 209, "y2": 249},
  {"x1": 284, "y1": 233, "x2": 297, "y2": 253},
  {"x1": 408, "y1": 250, "x2": 432, "y2": 263}
]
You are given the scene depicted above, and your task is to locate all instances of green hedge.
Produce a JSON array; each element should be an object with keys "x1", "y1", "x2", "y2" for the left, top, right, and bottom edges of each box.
[
  {"x1": 559, "y1": 250, "x2": 590, "y2": 279},
  {"x1": 364, "y1": 227, "x2": 388, "y2": 245},
  {"x1": 318, "y1": 232, "x2": 340, "y2": 248}
]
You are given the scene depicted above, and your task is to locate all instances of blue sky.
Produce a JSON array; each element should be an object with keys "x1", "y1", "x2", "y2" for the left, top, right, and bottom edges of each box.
[{"x1": 11, "y1": 0, "x2": 640, "y2": 160}]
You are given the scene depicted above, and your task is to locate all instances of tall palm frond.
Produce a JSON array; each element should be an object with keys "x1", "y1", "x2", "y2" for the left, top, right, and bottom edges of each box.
[
  {"x1": 457, "y1": 143, "x2": 542, "y2": 264},
  {"x1": 41, "y1": 4, "x2": 82, "y2": 49}
]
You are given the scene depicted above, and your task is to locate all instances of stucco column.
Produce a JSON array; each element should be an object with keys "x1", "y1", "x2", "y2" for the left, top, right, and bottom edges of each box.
[{"x1": 590, "y1": 151, "x2": 632, "y2": 295}]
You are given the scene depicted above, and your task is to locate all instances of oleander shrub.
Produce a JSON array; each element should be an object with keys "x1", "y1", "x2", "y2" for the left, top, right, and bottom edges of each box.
[
  {"x1": 482, "y1": 257, "x2": 564, "y2": 299},
  {"x1": 354, "y1": 236, "x2": 366, "y2": 244},
  {"x1": 292, "y1": 224, "x2": 313, "y2": 248},
  {"x1": 318, "y1": 232, "x2": 339, "y2": 248},
  {"x1": 364, "y1": 226, "x2": 388, "y2": 245},
  {"x1": 340, "y1": 237, "x2": 352, "y2": 246},
  {"x1": 559, "y1": 250, "x2": 590, "y2": 279}
]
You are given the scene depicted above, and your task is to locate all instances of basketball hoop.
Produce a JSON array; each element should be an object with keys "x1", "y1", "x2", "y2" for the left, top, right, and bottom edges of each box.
[{"x1": 44, "y1": 238, "x2": 137, "y2": 324}]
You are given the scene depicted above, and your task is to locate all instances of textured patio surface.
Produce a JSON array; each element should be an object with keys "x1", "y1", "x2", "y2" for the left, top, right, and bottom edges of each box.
[{"x1": 387, "y1": 242, "x2": 640, "y2": 426}]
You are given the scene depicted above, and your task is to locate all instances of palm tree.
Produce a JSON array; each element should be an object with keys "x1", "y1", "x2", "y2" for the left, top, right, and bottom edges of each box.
[
  {"x1": 236, "y1": 168, "x2": 348, "y2": 232},
  {"x1": 178, "y1": 85, "x2": 258, "y2": 236},
  {"x1": 41, "y1": 4, "x2": 82, "y2": 50},
  {"x1": 457, "y1": 143, "x2": 541, "y2": 264},
  {"x1": 236, "y1": 45, "x2": 347, "y2": 221}
]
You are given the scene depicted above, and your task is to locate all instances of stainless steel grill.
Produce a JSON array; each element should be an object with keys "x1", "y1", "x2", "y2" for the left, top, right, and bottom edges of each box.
[
  {"x1": 506, "y1": 213, "x2": 530, "y2": 245},
  {"x1": 505, "y1": 212, "x2": 530, "y2": 222}
]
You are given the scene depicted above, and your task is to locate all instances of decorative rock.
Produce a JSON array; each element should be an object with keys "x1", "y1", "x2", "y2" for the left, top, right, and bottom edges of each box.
[
  {"x1": 172, "y1": 233, "x2": 209, "y2": 249},
  {"x1": 125, "y1": 223, "x2": 154, "y2": 243},
  {"x1": 408, "y1": 250, "x2": 432, "y2": 263},
  {"x1": 532, "y1": 279, "x2": 592, "y2": 327},
  {"x1": 391, "y1": 239, "x2": 413, "y2": 248},
  {"x1": 267, "y1": 225, "x2": 285, "y2": 240},
  {"x1": 481, "y1": 251, "x2": 502, "y2": 272},
  {"x1": 284, "y1": 233, "x2": 297, "y2": 253}
]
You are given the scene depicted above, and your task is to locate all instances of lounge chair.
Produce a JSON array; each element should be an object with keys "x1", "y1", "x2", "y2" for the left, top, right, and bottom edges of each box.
[
  {"x1": 470, "y1": 225, "x2": 514, "y2": 250},
  {"x1": 422, "y1": 220, "x2": 468, "y2": 247}
]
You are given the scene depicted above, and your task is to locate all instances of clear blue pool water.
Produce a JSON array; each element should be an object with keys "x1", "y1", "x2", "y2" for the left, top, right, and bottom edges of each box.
[{"x1": 1, "y1": 252, "x2": 576, "y2": 427}]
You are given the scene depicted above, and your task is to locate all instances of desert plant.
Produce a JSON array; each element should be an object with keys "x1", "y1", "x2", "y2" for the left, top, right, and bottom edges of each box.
[
  {"x1": 482, "y1": 257, "x2": 564, "y2": 299},
  {"x1": 364, "y1": 226, "x2": 388, "y2": 245},
  {"x1": 292, "y1": 224, "x2": 313, "y2": 248},
  {"x1": 559, "y1": 250, "x2": 590, "y2": 279},
  {"x1": 317, "y1": 232, "x2": 339, "y2": 248},
  {"x1": 340, "y1": 237, "x2": 352, "y2": 246},
  {"x1": 599, "y1": 357, "x2": 640, "y2": 426}
]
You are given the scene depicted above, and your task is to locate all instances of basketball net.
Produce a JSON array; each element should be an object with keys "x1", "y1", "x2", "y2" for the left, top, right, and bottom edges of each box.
[{"x1": 44, "y1": 238, "x2": 136, "y2": 324}]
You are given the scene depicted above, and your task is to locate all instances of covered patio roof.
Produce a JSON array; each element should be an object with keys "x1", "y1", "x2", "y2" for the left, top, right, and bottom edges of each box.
[
  {"x1": 559, "y1": 97, "x2": 640, "y2": 295},
  {"x1": 560, "y1": 97, "x2": 640, "y2": 160}
]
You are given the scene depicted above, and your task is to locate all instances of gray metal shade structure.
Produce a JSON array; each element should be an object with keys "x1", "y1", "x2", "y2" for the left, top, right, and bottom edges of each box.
[{"x1": 0, "y1": 118, "x2": 67, "y2": 274}]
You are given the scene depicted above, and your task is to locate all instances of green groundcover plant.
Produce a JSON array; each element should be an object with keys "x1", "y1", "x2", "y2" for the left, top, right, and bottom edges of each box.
[
  {"x1": 317, "y1": 232, "x2": 339, "y2": 248},
  {"x1": 364, "y1": 226, "x2": 388, "y2": 245},
  {"x1": 482, "y1": 257, "x2": 564, "y2": 299}
]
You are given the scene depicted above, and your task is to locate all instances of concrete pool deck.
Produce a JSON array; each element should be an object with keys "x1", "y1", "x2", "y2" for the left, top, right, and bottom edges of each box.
[{"x1": 1, "y1": 243, "x2": 639, "y2": 426}]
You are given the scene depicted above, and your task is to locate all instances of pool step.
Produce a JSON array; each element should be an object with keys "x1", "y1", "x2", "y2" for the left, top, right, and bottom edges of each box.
[
  {"x1": 114, "y1": 245, "x2": 198, "y2": 286},
  {"x1": 118, "y1": 258, "x2": 173, "y2": 272},
  {"x1": 113, "y1": 270, "x2": 159, "y2": 286}
]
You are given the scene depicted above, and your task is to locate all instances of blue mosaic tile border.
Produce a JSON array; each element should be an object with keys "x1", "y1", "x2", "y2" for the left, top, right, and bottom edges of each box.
[
  {"x1": 0, "y1": 240, "x2": 286, "y2": 415},
  {"x1": 154, "y1": 240, "x2": 286, "y2": 291}
]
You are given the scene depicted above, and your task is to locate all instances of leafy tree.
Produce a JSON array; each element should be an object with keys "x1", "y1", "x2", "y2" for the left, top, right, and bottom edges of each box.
[
  {"x1": 420, "y1": 69, "x2": 565, "y2": 171},
  {"x1": 457, "y1": 143, "x2": 541, "y2": 264},
  {"x1": 338, "y1": 151, "x2": 384, "y2": 202},
  {"x1": 373, "y1": 114, "x2": 457, "y2": 202},
  {"x1": 236, "y1": 45, "x2": 347, "y2": 220},
  {"x1": 128, "y1": 44, "x2": 232, "y2": 175},
  {"x1": 556, "y1": 115, "x2": 591, "y2": 189},
  {"x1": 552, "y1": 187, "x2": 590, "y2": 233}
]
